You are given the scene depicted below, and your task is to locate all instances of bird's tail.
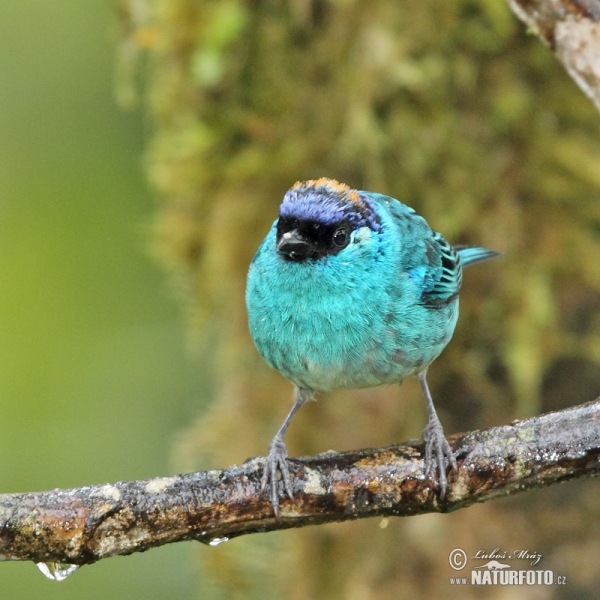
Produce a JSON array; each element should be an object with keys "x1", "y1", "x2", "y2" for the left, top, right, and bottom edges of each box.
[{"x1": 454, "y1": 245, "x2": 500, "y2": 267}]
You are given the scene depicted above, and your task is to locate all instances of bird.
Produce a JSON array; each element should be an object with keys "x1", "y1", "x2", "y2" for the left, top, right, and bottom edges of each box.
[{"x1": 246, "y1": 177, "x2": 498, "y2": 516}]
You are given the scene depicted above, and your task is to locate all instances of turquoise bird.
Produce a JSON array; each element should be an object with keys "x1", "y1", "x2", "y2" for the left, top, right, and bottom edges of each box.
[{"x1": 246, "y1": 178, "x2": 497, "y2": 516}]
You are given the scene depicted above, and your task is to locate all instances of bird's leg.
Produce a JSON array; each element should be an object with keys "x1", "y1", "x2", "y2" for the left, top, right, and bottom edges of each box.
[
  {"x1": 261, "y1": 386, "x2": 312, "y2": 517},
  {"x1": 417, "y1": 370, "x2": 457, "y2": 499}
]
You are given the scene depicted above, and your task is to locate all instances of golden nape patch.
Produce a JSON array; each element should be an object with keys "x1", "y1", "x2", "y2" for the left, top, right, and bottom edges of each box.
[{"x1": 292, "y1": 178, "x2": 362, "y2": 207}]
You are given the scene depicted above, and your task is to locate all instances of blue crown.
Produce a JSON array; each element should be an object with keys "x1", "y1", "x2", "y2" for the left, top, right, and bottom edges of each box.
[{"x1": 280, "y1": 178, "x2": 381, "y2": 232}]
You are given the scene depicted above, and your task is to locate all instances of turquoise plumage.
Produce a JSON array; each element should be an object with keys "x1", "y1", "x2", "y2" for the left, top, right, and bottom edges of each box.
[{"x1": 246, "y1": 178, "x2": 498, "y2": 515}]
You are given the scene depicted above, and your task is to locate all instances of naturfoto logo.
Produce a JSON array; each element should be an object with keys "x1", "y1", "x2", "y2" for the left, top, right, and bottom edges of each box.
[{"x1": 448, "y1": 548, "x2": 567, "y2": 587}]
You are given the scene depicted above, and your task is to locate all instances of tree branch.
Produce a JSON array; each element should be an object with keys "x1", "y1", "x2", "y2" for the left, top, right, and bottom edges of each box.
[
  {"x1": 507, "y1": 0, "x2": 600, "y2": 112},
  {"x1": 1, "y1": 399, "x2": 599, "y2": 567}
]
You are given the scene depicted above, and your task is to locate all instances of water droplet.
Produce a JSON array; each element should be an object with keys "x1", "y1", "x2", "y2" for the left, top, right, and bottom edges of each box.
[
  {"x1": 208, "y1": 536, "x2": 229, "y2": 546},
  {"x1": 36, "y1": 562, "x2": 79, "y2": 581}
]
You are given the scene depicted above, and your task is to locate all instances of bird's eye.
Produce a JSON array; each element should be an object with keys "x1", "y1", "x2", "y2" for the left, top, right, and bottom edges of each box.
[{"x1": 332, "y1": 227, "x2": 349, "y2": 248}]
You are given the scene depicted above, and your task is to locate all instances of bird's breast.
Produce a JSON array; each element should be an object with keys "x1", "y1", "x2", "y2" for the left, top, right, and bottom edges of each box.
[{"x1": 247, "y1": 257, "x2": 426, "y2": 390}]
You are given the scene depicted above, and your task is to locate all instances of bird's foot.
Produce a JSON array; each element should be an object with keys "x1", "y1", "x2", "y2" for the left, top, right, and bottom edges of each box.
[
  {"x1": 422, "y1": 417, "x2": 458, "y2": 500},
  {"x1": 260, "y1": 435, "x2": 294, "y2": 518}
]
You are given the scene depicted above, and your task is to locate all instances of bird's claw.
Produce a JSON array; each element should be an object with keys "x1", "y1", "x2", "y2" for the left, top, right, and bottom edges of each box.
[
  {"x1": 422, "y1": 417, "x2": 457, "y2": 499},
  {"x1": 260, "y1": 435, "x2": 293, "y2": 517}
]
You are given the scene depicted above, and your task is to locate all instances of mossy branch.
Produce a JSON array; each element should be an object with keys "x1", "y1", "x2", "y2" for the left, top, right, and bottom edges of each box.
[
  {"x1": 508, "y1": 0, "x2": 600, "y2": 112},
  {"x1": 1, "y1": 399, "x2": 599, "y2": 566}
]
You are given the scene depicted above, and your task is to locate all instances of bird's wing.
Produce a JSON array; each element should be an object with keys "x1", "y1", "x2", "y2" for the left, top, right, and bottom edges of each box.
[
  {"x1": 365, "y1": 192, "x2": 463, "y2": 308},
  {"x1": 418, "y1": 232, "x2": 463, "y2": 308}
]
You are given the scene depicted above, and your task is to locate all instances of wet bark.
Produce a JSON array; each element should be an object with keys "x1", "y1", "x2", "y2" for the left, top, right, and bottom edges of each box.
[
  {"x1": 1, "y1": 399, "x2": 599, "y2": 566},
  {"x1": 507, "y1": 0, "x2": 600, "y2": 112}
]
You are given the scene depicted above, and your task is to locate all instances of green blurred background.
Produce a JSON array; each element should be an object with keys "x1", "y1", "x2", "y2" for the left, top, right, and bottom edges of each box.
[
  {"x1": 0, "y1": 1, "x2": 200, "y2": 597},
  {"x1": 2, "y1": 0, "x2": 600, "y2": 599}
]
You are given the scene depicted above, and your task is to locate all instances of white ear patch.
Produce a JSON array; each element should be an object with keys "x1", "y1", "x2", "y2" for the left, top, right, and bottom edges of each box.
[{"x1": 352, "y1": 227, "x2": 371, "y2": 244}]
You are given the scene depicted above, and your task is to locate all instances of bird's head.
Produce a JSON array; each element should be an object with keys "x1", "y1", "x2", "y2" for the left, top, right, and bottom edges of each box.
[{"x1": 276, "y1": 178, "x2": 381, "y2": 262}]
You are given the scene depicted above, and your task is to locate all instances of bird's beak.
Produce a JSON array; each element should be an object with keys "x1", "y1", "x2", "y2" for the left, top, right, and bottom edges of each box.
[{"x1": 276, "y1": 229, "x2": 314, "y2": 261}]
